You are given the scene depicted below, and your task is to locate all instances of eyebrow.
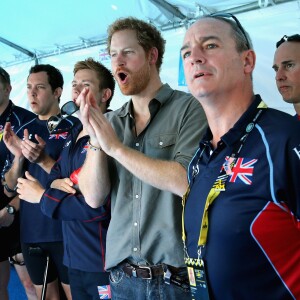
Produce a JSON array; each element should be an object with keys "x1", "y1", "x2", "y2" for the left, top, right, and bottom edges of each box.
[
  {"x1": 272, "y1": 60, "x2": 295, "y2": 69},
  {"x1": 27, "y1": 82, "x2": 47, "y2": 86},
  {"x1": 180, "y1": 35, "x2": 222, "y2": 52},
  {"x1": 72, "y1": 79, "x2": 93, "y2": 84}
]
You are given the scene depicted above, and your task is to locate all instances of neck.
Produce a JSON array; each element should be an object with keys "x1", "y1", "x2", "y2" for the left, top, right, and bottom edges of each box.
[
  {"x1": 38, "y1": 106, "x2": 60, "y2": 121},
  {"x1": 131, "y1": 76, "x2": 162, "y2": 114},
  {"x1": 293, "y1": 102, "x2": 300, "y2": 116},
  {"x1": 0, "y1": 99, "x2": 9, "y2": 116},
  {"x1": 201, "y1": 92, "x2": 254, "y2": 148}
]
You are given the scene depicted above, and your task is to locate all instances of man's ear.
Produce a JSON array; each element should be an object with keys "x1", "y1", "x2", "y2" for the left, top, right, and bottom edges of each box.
[
  {"x1": 101, "y1": 88, "x2": 112, "y2": 102},
  {"x1": 54, "y1": 87, "x2": 63, "y2": 100},
  {"x1": 149, "y1": 47, "x2": 158, "y2": 65},
  {"x1": 243, "y1": 49, "x2": 256, "y2": 74},
  {"x1": 3, "y1": 84, "x2": 12, "y2": 97}
]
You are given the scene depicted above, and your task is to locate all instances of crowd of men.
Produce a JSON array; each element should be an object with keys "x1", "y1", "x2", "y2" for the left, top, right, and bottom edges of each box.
[{"x1": 0, "y1": 14, "x2": 299, "y2": 300}]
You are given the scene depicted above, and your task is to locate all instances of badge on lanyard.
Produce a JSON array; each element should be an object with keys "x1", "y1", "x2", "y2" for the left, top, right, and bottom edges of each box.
[
  {"x1": 185, "y1": 258, "x2": 210, "y2": 300},
  {"x1": 182, "y1": 101, "x2": 268, "y2": 300}
]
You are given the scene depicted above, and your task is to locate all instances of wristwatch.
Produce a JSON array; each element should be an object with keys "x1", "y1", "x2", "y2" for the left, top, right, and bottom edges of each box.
[{"x1": 6, "y1": 205, "x2": 16, "y2": 215}]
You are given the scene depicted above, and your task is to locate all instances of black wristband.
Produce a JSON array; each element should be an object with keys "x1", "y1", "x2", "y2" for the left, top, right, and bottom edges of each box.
[{"x1": 4, "y1": 183, "x2": 17, "y2": 194}]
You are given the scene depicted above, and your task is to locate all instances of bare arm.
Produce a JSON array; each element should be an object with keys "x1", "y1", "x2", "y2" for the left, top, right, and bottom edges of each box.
[
  {"x1": 88, "y1": 97, "x2": 188, "y2": 195},
  {"x1": 0, "y1": 195, "x2": 20, "y2": 227},
  {"x1": 113, "y1": 145, "x2": 188, "y2": 195},
  {"x1": 77, "y1": 89, "x2": 110, "y2": 208},
  {"x1": 3, "y1": 123, "x2": 25, "y2": 196},
  {"x1": 78, "y1": 89, "x2": 187, "y2": 208}
]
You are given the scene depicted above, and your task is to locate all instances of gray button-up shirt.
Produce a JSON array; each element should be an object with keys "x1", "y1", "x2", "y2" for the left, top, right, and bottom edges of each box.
[{"x1": 105, "y1": 84, "x2": 207, "y2": 269}]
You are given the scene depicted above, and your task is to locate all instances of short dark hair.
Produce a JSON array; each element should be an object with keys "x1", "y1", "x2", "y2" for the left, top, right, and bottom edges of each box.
[
  {"x1": 28, "y1": 64, "x2": 64, "y2": 102},
  {"x1": 276, "y1": 34, "x2": 300, "y2": 48},
  {"x1": 107, "y1": 17, "x2": 166, "y2": 72},
  {"x1": 73, "y1": 58, "x2": 115, "y2": 109},
  {"x1": 0, "y1": 67, "x2": 11, "y2": 85}
]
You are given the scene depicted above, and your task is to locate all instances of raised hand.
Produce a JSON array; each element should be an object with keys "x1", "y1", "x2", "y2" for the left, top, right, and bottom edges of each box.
[
  {"x1": 3, "y1": 122, "x2": 23, "y2": 158},
  {"x1": 79, "y1": 87, "x2": 121, "y2": 155},
  {"x1": 21, "y1": 128, "x2": 46, "y2": 163},
  {"x1": 78, "y1": 88, "x2": 98, "y2": 144}
]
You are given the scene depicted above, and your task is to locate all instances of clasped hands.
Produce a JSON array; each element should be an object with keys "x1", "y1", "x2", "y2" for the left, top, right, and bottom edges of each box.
[
  {"x1": 4, "y1": 123, "x2": 46, "y2": 163},
  {"x1": 78, "y1": 87, "x2": 122, "y2": 156}
]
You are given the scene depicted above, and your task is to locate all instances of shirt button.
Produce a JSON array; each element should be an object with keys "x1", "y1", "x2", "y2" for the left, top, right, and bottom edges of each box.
[
  {"x1": 135, "y1": 194, "x2": 139, "y2": 199},
  {"x1": 134, "y1": 222, "x2": 138, "y2": 226},
  {"x1": 159, "y1": 141, "x2": 163, "y2": 146},
  {"x1": 133, "y1": 247, "x2": 138, "y2": 252},
  {"x1": 135, "y1": 142, "x2": 139, "y2": 147}
]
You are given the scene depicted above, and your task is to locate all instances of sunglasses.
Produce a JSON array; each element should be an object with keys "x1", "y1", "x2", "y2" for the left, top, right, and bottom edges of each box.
[
  {"x1": 47, "y1": 101, "x2": 78, "y2": 134},
  {"x1": 209, "y1": 12, "x2": 250, "y2": 50},
  {"x1": 276, "y1": 34, "x2": 300, "y2": 48}
]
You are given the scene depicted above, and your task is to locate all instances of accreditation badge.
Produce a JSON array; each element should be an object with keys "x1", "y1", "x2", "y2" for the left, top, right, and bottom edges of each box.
[{"x1": 185, "y1": 258, "x2": 210, "y2": 300}]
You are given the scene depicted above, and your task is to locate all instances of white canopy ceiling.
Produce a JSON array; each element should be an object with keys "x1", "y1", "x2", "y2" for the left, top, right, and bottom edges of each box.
[
  {"x1": 0, "y1": 0, "x2": 296, "y2": 66},
  {"x1": 0, "y1": 0, "x2": 299, "y2": 114}
]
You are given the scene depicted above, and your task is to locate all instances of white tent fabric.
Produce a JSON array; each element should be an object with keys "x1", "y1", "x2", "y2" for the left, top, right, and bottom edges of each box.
[{"x1": 1, "y1": 0, "x2": 299, "y2": 114}]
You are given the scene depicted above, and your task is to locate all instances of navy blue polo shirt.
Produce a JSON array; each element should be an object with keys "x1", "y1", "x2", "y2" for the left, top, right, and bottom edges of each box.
[
  {"x1": 184, "y1": 95, "x2": 300, "y2": 300},
  {"x1": 40, "y1": 122, "x2": 110, "y2": 272},
  {"x1": 0, "y1": 101, "x2": 35, "y2": 177},
  {"x1": 4, "y1": 113, "x2": 80, "y2": 243}
]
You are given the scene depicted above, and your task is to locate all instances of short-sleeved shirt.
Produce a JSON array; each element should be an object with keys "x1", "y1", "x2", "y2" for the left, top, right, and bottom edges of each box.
[
  {"x1": 184, "y1": 95, "x2": 300, "y2": 300},
  {"x1": 4, "y1": 113, "x2": 80, "y2": 243},
  {"x1": 39, "y1": 122, "x2": 110, "y2": 272},
  {"x1": 105, "y1": 83, "x2": 207, "y2": 270}
]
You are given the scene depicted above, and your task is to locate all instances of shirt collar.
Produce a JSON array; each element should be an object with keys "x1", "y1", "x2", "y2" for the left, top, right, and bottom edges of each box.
[
  {"x1": 201, "y1": 94, "x2": 263, "y2": 149},
  {"x1": 117, "y1": 83, "x2": 171, "y2": 118}
]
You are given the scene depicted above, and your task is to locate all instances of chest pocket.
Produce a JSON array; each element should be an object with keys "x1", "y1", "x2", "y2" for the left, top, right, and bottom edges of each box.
[{"x1": 145, "y1": 133, "x2": 177, "y2": 159}]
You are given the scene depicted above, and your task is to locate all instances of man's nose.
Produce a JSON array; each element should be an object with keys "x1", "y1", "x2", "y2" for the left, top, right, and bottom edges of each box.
[{"x1": 276, "y1": 67, "x2": 287, "y2": 82}]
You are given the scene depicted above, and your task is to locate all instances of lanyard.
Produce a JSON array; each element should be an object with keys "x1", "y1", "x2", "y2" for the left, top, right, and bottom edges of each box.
[{"x1": 182, "y1": 100, "x2": 267, "y2": 260}]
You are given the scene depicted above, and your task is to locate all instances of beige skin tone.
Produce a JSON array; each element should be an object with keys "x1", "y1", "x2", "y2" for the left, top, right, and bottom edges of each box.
[
  {"x1": 78, "y1": 29, "x2": 188, "y2": 208},
  {"x1": 16, "y1": 69, "x2": 111, "y2": 201},
  {"x1": 3, "y1": 72, "x2": 72, "y2": 300},
  {"x1": 273, "y1": 41, "x2": 300, "y2": 115},
  {"x1": 16, "y1": 75, "x2": 109, "y2": 297},
  {"x1": 4, "y1": 71, "x2": 62, "y2": 194},
  {"x1": 181, "y1": 18, "x2": 256, "y2": 148}
]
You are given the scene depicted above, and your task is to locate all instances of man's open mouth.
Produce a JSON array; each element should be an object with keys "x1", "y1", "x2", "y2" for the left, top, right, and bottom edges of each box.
[{"x1": 118, "y1": 72, "x2": 128, "y2": 82}]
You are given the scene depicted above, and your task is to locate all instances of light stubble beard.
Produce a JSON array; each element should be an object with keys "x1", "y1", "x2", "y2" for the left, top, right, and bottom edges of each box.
[{"x1": 118, "y1": 62, "x2": 151, "y2": 96}]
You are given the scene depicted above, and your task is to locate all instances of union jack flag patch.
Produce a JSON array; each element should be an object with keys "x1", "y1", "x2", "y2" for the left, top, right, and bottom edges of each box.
[
  {"x1": 227, "y1": 157, "x2": 257, "y2": 185},
  {"x1": 49, "y1": 132, "x2": 68, "y2": 140},
  {"x1": 98, "y1": 285, "x2": 111, "y2": 299}
]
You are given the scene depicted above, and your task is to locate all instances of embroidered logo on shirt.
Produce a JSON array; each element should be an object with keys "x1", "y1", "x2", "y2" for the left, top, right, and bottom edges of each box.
[
  {"x1": 49, "y1": 132, "x2": 68, "y2": 140},
  {"x1": 97, "y1": 285, "x2": 111, "y2": 299},
  {"x1": 63, "y1": 140, "x2": 72, "y2": 148},
  {"x1": 293, "y1": 145, "x2": 300, "y2": 160},
  {"x1": 228, "y1": 157, "x2": 257, "y2": 185}
]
